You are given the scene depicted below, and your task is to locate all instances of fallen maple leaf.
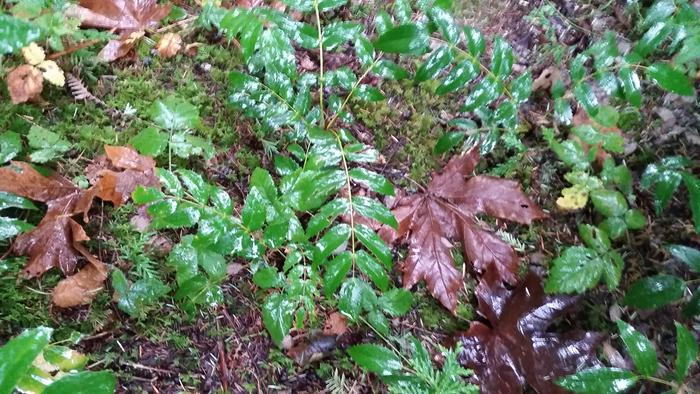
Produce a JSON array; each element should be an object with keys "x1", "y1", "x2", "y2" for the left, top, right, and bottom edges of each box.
[
  {"x1": 156, "y1": 32, "x2": 182, "y2": 58},
  {"x1": 456, "y1": 269, "x2": 603, "y2": 394},
  {"x1": 385, "y1": 147, "x2": 546, "y2": 311},
  {"x1": 66, "y1": 0, "x2": 171, "y2": 61},
  {"x1": 0, "y1": 146, "x2": 159, "y2": 306},
  {"x1": 7, "y1": 65, "x2": 44, "y2": 104}
]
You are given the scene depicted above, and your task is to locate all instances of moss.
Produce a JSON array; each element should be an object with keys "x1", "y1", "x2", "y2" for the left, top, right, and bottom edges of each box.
[{"x1": 352, "y1": 78, "x2": 459, "y2": 185}]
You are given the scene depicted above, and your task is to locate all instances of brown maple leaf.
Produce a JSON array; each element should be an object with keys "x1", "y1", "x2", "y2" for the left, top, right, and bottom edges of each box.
[
  {"x1": 0, "y1": 146, "x2": 159, "y2": 306},
  {"x1": 455, "y1": 269, "x2": 603, "y2": 394},
  {"x1": 66, "y1": 0, "x2": 171, "y2": 61},
  {"x1": 0, "y1": 162, "x2": 89, "y2": 277},
  {"x1": 386, "y1": 147, "x2": 546, "y2": 311}
]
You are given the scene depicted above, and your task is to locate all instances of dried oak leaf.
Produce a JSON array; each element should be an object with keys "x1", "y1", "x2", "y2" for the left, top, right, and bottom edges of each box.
[
  {"x1": 0, "y1": 162, "x2": 90, "y2": 277},
  {"x1": 156, "y1": 32, "x2": 182, "y2": 58},
  {"x1": 456, "y1": 270, "x2": 603, "y2": 394},
  {"x1": 7, "y1": 65, "x2": 44, "y2": 104},
  {"x1": 66, "y1": 0, "x2": 171, "y2": 61},
  {"x1": 385, "y1": 147, "x2": 546, "y2": 311}
]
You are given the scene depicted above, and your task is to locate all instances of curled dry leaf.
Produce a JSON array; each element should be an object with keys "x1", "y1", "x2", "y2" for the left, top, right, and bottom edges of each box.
[
  {"x1": 52, "y1": 233, "x2": 108, "y2": 308},
  {"x1": 531, "y1": 66, "x2": 561, "y2": 92},
  {"x1": 156, "y1": 33, "x2": 182, "y2": 58},
  {"x1": 7, "y1": 65, "x2": 44, "y2": 104},
  {"x1": 455, "y1": 270, "x2": 603, "y2": 394},
  {"x1": 383, "y1": 147, "x2": 547, "y2": 312}
]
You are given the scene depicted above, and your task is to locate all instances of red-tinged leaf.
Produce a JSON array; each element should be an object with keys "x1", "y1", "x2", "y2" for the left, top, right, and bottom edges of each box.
[
  {"x1": 402, "y1": 198, "x2": 463, "y2": 311},
  {"x1": 456, "y1": 271, "x2": 603, "y2": 394},
  {"x1": 459, "y1": 175, "x2": 548, "y2": 225},
  {"x1": 386, "y1": 147, "x2": 546, "y2": 312},
  {"x1": 52, "y1": 239, "x2": 108, "y2": 308}
]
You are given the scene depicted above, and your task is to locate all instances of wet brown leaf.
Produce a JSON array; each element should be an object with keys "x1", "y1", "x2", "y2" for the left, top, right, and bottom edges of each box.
[
  {"x1": 156, "y1": 32, "x2": 182, "y2": 58},
  {"x1": 322, "y1": 312, "x2": 348, "y2": 336},
  {"x1": 456, "y1": 270, "x2": 603, "y2": 394},
  {"x1": 386, "y1": 147, "x2": 547, "y2": 311},
  {"x1": 52, "y1": 239, "x2": 108, "y2": 308},
  {"x1": 66, "y1": 0, "x2": 171, "y2": 61},
  {"x1": 7, "y1": 65, "x2": 44, "y2": 104},
  {"x1": 0, "y1": 162, "x2": 88, "y2": 277}
]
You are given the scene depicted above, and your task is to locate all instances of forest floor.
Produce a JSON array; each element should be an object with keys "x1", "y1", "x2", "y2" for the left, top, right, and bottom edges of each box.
[{"x1": 1, "y1": 0, "x2": 699, "y2": 393}]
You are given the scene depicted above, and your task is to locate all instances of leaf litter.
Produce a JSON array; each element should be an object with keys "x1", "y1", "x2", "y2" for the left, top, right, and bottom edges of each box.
[
  {"x1": 0, "y1": 146, "x2": 160, "y2": 307},
  {"x1": 382, "y1": 146, "x2": 547, "y2": 311}
]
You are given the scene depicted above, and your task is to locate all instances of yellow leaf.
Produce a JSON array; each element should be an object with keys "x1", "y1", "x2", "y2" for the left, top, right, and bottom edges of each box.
[
  {"x1": 37, "y1": 60, "x2": 65, "y2": 87},
  {"x1": 556, "y1": 185, "x2": 589, "y2": 210},
  {"x1": 21, "y1": 42, "x2": 45, "y2": 65}
]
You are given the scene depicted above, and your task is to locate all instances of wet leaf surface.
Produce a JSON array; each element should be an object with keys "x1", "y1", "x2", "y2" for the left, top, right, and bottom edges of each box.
[
  {"x1": 384, "y1": 147, "x2": 546, "y2": 311},
  {"x1": 456, "y1": 270, "x2": 603, "y2": 394}
]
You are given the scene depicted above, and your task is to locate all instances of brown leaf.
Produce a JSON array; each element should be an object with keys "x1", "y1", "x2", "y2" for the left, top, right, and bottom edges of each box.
[
  {"x1": 68, "y1": 0, "x2": 171, "y2": 32},
  {"x1": 455, "y1": 271, "x2": 603, "y2": 394},
  {"x1": 531, "y1": 66, "x2": 561, "y2": 92},
  {"x1": 322, "y1": 312, "x2": 348, "y2": 336},
  {"x1": 7, "y1": 65, "x2": 44, "y2": 104},
  {"x1": 66, "y1": 0, "x2": 170, "y2": 61},
  {"x1": 388, "y1": 147, "x2": 547, "y2": 311},
  {"x1": 52, "y1": 236, "x2": 108, "y2": 308},
  {"x1": 156, "y1": 33, "x2": 182, "y2": 58},
  {"x1": 0, "y1": 162, "x2": 87, "y2": 277}
]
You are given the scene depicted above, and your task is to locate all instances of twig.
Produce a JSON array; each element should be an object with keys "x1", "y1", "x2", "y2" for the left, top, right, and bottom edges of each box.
[
  {"x1": 46, "y1": 40, "x2": 101, "y2": 60},
  {"x1": 123, "y1": 361, "x2": 176, "y2": 376}
]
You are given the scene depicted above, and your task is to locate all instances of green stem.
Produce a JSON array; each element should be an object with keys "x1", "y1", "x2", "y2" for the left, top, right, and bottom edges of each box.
[{"x1": 325, "y1": 56, "x2": 382, "y2": 131}]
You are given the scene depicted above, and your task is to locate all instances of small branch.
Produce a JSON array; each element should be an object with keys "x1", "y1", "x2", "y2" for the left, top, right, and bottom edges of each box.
[{"x1": 47, "y1": 40, "x2": 101, "y2": 60}]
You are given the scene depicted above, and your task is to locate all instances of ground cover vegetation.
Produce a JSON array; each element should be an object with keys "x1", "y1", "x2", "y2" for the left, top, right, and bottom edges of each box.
[{"x1": 0, "y1": 0, "x2": 698, "y2": 392}]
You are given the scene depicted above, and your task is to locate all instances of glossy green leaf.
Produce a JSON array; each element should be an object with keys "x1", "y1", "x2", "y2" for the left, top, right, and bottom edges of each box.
[
  {"x1": 0, "y1": 192, "x2": 36, "y2": 211},
  {"x1": 323, "y1": 22, "x2": 362, "y2": 50},
  {"x1": 510, "y1": 71, "x2": 532, "y2": 104},
  {"x1": 177, "y1": 169, "x2": 210, "y2": 204},
  {"x1": 491, "y1": 37, "x2": 513, "y2": 79},
  {"x1": 43, "y1": 371, "x2": 116, "y2": 394},
  {"x1": 643, "y1": 0, "x2": 676, "y2": 26},
  {"x1": 668, "y1": 244, "x2": 700, "y2": 273},
  {"x1": 352, "y1": 196, "x2": 398, "y2": 228},
  {"x1": 573, "y1": 83, "x2": 599, "y2": 117},
  {"x1": 262, "y1": 293, "x2": 296, "y2": 347},
  {"x1": 494, "y1": 100, "x2": 517, "y2": 129},
  {"x1": 616, "y1": 320, "x2": 658, "y2": 376},
  {"x1": 356, "y1": 250, "x2": 389, "y2": 291},
  {"x1": 415, "y1": 46, "x2": 453, "y2": 82},
  {"x1": 623, "y1": 274, "x2": 686, "y2": 310},
  {"x1": 545, "y1": 246, "x2": 606, "y2": 294},
  {"x1": 556, "y1": 367, "x2": 638, "y2": 394},
  {"x1": 324, "y1": 252, "x2": 352, "y2": 296},
  {"x1": 318, "y1": 0, "x2": 347, "y2": 11},
  {"x1": 378, "y1": 288, "x2": 413, "y2": 316},
  {"x1": 599, "y1": 215, "x2": 626, "y2": 240},
  {"x1": 554, "y1": 97, "x2": 573, "y2": 125},
  {"x1": 623, "y1": 209, "x2": 647, "y2": 230},
  {"x1": 0, "y1": 131, "x2": 22, "y2": 164},
  {"x1": 349, "y1": 168, "x2": 394, "y2": 196},
  {"x1": 435, "y1": 60, "x2": 478, "y2": 95},
  {"x1": 306, "y1": 199, "x2": 349, "y2": 238},
  {"x1": 313, "y1": 224, "x2": 351, "y2": 264},
  {"x1": 374, "y1": 11, "x2": 393, "y2": 35},
  {"x1": 428, "y1": 7, "x2": 459, "y2": 44},
  {"x1": 132, "y1": 186, "x2": 165, "y2": 205},
  {"x1": 0, "y1": 327, "x2": 52, "y2": 393},
  {"x1": 131, "y1": 127, "x2": 167, "y2": 157},
  {"x1": 27, "y1": 126, "x2": 71, "y2": 164},
  {"x1": 157, "y1": 168, "x2": 183, "y2": 197},
  {"x1": 242, "y1": 188, "x2": 268, "y2": 231},
  {"x1": 0, "y1": 15, "x2": 40, "y2": 55},
  {"x1": 367, "y1": 309, "x2": 390, "y2": 337},
  {"x1": 253, "y1": 266, "x2": 281, "y2": 289},
  {"x1": 592, "y1": 105, "x2": 620, "y2": 128},
  {"x1": 684, "y1": 293, "x2": 700, "y2": 317},
  {"x1": 393, "y1": 0, "x2": 412, "y2": 24},
  {"x1": 434, "y1": 132, "x2": 465, "y2": 154},
  {"x1": 250, "y1": 167, "x2": 277, "y2": 201},
  {"x1": 462, "y1": 77, "x2": 501, "y2": 112},
  {"x1": 590, "y1": 189, "x2": 628, "y2": 217},
  {"x1": 683, "y1": 173, "x2": 700, "y2": 233},
  {"x1": 347, "y1": 344, "x2": 402, "y2": 376},
  {"x1": 634, "y1": 22, "x2": 671, "y2": 57},
  {"x1": 354, "y1": 35, "x2": 375, "y2": 66},
  {"x1": 463, "y1": 26, "x2": 485, "y2": 57},
  {"x1": 355, "y1": 85, "x2": 385, "y2": 102},
  {"x1": 674, "y1": 322, "x2": 698, "y2": 381},
  {"x1": 619, "y1": 67, "x2": 642, "y2": 107},
  {"x1": 646, "y1": 63, "x2": 694, "y2": 96},
  {"x1": 373, "y1": 60, "x2": 409, "y2": 80},
  {"x1": 374, "y1": 24, "x2": 428, "y2": 54},
  {"x1": 339, "y1": 278, "x2": 374, "y2": 320},
  {"x1": 149, "y1": 96, "x2": 200, "y2": 130}
]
